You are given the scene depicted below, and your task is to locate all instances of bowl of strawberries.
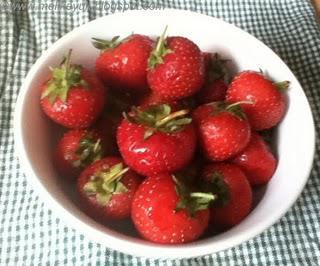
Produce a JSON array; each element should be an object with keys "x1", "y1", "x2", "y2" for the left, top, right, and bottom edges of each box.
[{"x1": 14, "y1": 9, "x2": 315, "y2": 258}]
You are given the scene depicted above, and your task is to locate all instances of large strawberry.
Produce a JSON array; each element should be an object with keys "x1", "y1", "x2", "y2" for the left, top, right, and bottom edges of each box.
[
  {"x1": 202, "y1": 163, "x2": 252, "y2": 228},
  {"x1": 147, "y1": 28, "x2": 205, "y2": 100},
  {"x1": 131, "y1": 174, "x2": 215, "y2": 244},
  {"x1": 193, "y1": 102, "x2": 251, "y2": 161},
  {"x1": 226, "y1": 71, "x2": 288, "y2": 130},
  {"x1": 117, "y1": 104, "x2": 196, "y2": 176},
  {"x1": 93, "y1": 34, "x2": 153, "y2": 91},
  {"x1": 40, "y1": 50, "x2": 106, "y2": 128},
  {"x1": 233, "y1": 132, "x2": 277, "y2": 185},
  {"x1": 55, "y1": 129, "x2": 104, "y2": 179},
  {"x1": 196, "y1": 53, "x2": 229, "y2": 104},
  {"x1": 77, "y1": 157, "x2": 141, "y2": 220}
]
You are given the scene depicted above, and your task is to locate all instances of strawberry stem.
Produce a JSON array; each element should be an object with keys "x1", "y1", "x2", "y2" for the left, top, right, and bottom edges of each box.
[
  {"x1": 41, "y1": 50, "x2": 87, "y2": 104},
  {"x1": 226, "y1": 100, "x2": 253, "y2": 110},
  {"x1": 274, "y1": 81, "x2": 290, "y2": 91},
  {"x1": 155, "y1": 25, "x2": 168, "y2": 54},
  {"x1": 101, "y1": 166, "x2": 130, "y2": 184},
  {"x1": 83, "y1": 163, "x2": 129, "y2": 206},
  {"x1": 93, "y1": 139, "x2": 101, "y2": 153},
  {"x1": 190, "y1": 192, "x2": 216, "y2": 200},
  {"x1": 148, "y1": 26, "x2": 172, "y2": 69},
  {"x1": 155, "y1": 109, "x2": 189, "y2": 127}
]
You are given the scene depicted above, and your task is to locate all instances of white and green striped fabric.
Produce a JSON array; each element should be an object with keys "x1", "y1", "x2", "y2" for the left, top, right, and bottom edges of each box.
[{"x1": 1, "y1": 0, "x2": 320, "y2": 265}]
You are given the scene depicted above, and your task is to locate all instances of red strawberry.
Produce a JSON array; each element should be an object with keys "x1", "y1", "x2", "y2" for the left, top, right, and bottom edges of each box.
[
  {"x1": 232, "y1": 132, "x2": 277, "y2": 185},
  {"x1": 93, "y1": 34, "x2": 153, "y2": 91},
  {"x1": 77, "y1": 157, "x2": 141, "y2": 220},
  {"x1": 226, "y1": 71, "x2": 288, "y2": 130},
  {"x1": 40, "y1": 50, "x2": 106, "y2": 129},
  {"x1": 197, "y1": 53, "x2": 229, "y2": 104},
  {"x1": 55, "y1": 129, "x2": 104, "y2": 178},
  {"x1": 194, "y1": 102, "x2": 251, "y2": 161},
  {"x1": 117, "y1": 104, "x2": 196, "y2": 176},
  {"x1": 132, "y1": 174, "x2": 214, "y2": 244},
  {"x1": 147, "y1": 28, "x2": 205, "y2": 100},
  {"x1": 202, "y1": 163, "x2": 252, "y2": 228}
]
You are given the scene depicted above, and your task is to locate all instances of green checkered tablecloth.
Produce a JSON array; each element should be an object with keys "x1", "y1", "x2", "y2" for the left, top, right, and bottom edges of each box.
[{"x1": 1, "y1": 0, "x2": 320, "y2": 265}]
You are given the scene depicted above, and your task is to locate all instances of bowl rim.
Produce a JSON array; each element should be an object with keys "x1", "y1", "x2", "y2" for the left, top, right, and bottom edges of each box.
[{"x1": 14, "y1": 8, "x2": 316, "y2": 259}]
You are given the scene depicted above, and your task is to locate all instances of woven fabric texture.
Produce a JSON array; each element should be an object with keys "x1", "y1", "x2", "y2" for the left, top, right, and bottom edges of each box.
[{"x1": 1, "y1": 0, "x2": 320, "y2": 265}]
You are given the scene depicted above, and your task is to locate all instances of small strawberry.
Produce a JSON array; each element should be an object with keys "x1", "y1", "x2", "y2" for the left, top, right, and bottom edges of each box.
[
  {"x1": 202, "y1": 163, "x2": 252, "y2": 228},
  {"x1": 93, "y1": 34, "x2": 153, "y2": 91},
  {"x1": 197, "y1": 53, "x2": 229, "y2": 104},
  {"x1": 226, "y1": 71, "x2": 288, "y2": 130},
  {"x1": 132, "y1": 174, "x2": 215, "y2": 244},
  {"x1": 193, "y1": 102, "x2": 251, "y2": 161},
  {"x1": 78, "y1": 157, "x2": 141, "y2": 220},
  {"x1": 147, "y1": 28, "x2": 205, "y2": 100},
  {"x1": 40, "y1": 50, "x2": 106, "y2": 129},
  {"x1": 55, "y1": 129, "x2": 104, "y2": 178},
  {"x1": 117, "y1": 104, "x2": 196, "y2": 176},
  {"x1": 232, "y1": 132, "x2": 277, "y2": 185}
]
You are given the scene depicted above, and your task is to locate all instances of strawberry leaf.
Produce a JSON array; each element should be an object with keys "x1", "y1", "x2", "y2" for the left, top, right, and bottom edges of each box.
[
  {"x1": 92, "y1": 36, "x2": 120, "y2": 51},
  {"x1": 202, "y1": 171, "x2": 230, "y2": 207},
  {"x1": 74, "y1": 134, "x2": 103, "y2": 168},
  {"x1": 125, "y1": 104, "x2": 192, "y2": 135},
  {"x1": 41, "y1": 50, "x2": 88, "y2": 104},
  {"x1": 148, "y1": 26, "x2": 172, "y2": 69},
  {"x1": 173, "y1": 175, "x2": 216, "y2": 217},
  {"x1": 83, "y1": 163, "x2": 129, "y2": 206}
]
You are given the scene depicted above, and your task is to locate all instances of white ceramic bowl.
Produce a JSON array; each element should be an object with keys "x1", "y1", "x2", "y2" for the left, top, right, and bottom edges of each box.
[{"x1": 14, "y1": 9, "x2": 315, "y2": 259}]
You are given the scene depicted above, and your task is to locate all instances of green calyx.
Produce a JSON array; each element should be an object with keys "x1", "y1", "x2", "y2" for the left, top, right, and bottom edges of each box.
[
  {"x1": 91, "y1": 36, "x2": 121, "y2": 51},
  {"x1": 83, "y1": 163, "x2": 129, "y2": 206},
  {"x1": 173, "y1": 176, "x2": 216, "y2": 217},
  {"x1": 124, "y1": 104, "x2": 192, "y2": 139},
  {"x1": 274, "y1": 81, "x2": 290, "y2": 92},
  {"x1": 206, "y1": 53, "x2": 230, "y2": 83},
  {"x1": 41, "y1": 49, "x2": 88, "y2": 104},
  {"x1": 72, "y1": 135, "x2": 103, "y2": 168},
  {"x1": 148, "y1": 26, "x2": 172, "y2": 69},
  {"x1": 203, "y1": 171, "x2": 230, "y2": 207},
  {"x1": 208, "y1": 101, "x2": 252, "y2": 120}
]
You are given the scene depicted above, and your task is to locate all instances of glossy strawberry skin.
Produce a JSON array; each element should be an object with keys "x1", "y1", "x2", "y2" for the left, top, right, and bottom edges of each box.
[
  {"x1": 41, "y1": 69, "x2": 106, "y2": 129},
  {"x1": 194, "y1": 104, "x2": 251, "y2": 161},
  {"x1": 203, "y1": 163, "x2": 252, "y2": 228},
  {"x1": 147, "y1": 37, "x2": 205, "y2": 100},
  {"x1": 77, "y1": 157, "x2": 141, "y2": 220},
  {"x1": 131, "y1": 174, "x2": 209, "y2": 244},
  {"x1": 116, "y1": 119, "x2": 196, "y2": 176},
  {"x1": 226, "y1": 71, "x2": 286, "y2": 130},
  {"x1": 55, "y1": 129, "x2": 103, "y2": 179},
  {"x1": 96, "y1": 34, "x2": 153, "y2": 91},
  {"x1": 232, "y1": 132, "x2": 277, "y2": 185}
]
